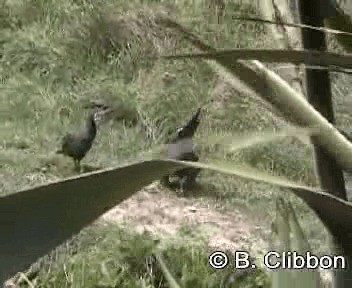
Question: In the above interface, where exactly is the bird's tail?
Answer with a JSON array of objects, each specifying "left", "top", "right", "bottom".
[
  {"left": 189, "top": 107, "right": 201, "bottom": 126},
  {"left": 182, "top": 107, "right": 202, "bottom": 137}
]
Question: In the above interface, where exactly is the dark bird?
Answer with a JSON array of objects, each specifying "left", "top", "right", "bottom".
[
  {"left": 56, "top": 109, "right": 102, "bottom": 171},
  {"left": 161, "top": 108, "right": 202, "bottom": 193}
]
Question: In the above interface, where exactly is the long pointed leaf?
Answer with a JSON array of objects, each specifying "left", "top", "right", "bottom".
[
  {"left": 287, "top": 201, "right": 310, "bottom": 253},
  {"left": 231, "top": 16, "right": 352, "bottom": 37},
  {"left": 202, "top": 126, "right": 317, "bottom": 152},
  {"left": 168, "top": 159, "right": 314, "bottom": 190},
  {"left": 286, "top": 200, "right": 320, "bottom": 287},
  {"left": 156, "top": 255, "right": 182, "bottom": 288},
  {"left": 0, "top": 160, "right": 183, "bottom": 283},
  {"left": 272, "top": 198, "right": 320, "bottom": 288},
  {"left": 163, "top": 49, "right": 352, "bottom": 70},
  {"left": 272, "top": 198, "right": 295, "bottom": 288}
]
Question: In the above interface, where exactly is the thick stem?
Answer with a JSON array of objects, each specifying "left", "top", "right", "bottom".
[{"left": 298, "top": 0, "right": 350, "bottom": 286}]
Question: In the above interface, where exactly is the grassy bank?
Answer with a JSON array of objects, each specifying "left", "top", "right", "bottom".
[{"left": 1, "top": 0, "right": 351, "bottom": 286}]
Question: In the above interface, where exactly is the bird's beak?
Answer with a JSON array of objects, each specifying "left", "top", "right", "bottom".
[{"left": 93, "top": 113, "right": 102, "bottom": 124}]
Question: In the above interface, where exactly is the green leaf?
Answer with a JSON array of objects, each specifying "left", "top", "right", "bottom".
[
  {"left": 171, "top": 159, "right": 313, "bottom": 190},
  {"left": 231, "top": 15, "right": 352, "bottom": 37},
  {"left": 271, "top": 198, "right": 320, "bottom": 288},
  {"left": 287, "top": 201, "right": 310, "bottom": 253},
  {"left": 286, "top": 201, "right": 320, "bottom": 287},
  {"left": 271, "top": 199, "right": 295, "bottom": 288},
  {"left": 163, "top": 49, "right": 352, "bottom": 70},
  {"left": 275, "top": 198, "right": 290, "bottom": 251},
  {"left": 0, "top": 160, "right": 183, "bottom": 283},
  {"left": 156, "top": 255, "right": 182, "bottom": 288},
  {"left": 202, "top": 126, "right": 317, "bottom": 152}
]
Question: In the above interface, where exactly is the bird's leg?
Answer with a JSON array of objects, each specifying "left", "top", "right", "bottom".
[
  {"left": 187, "top": 168, "right": 201, "bottom": 188},
  {"left": 178, "top": 176, "right": 187, "bottom": 194},
  {"left": 73, "top": 160, "right": 81, "bottom": 172},
  {"left": 179, "top": 168, "right": 201, "bottom": 193},
  {"left": 160, "top": 175, "right": 171, "bottom": 187},
  {"left": 77, "top": 160, "right": 82, "bottom": 172},
  {"left": 179, "top": 174, "right": 194, "bottom": 194}
]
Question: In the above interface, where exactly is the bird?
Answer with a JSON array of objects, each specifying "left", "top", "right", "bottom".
[
  {"left": 56, "top": 108, "right": 102, "bottom": 171},
  {"left": 161, "top": 108, "right": 202, "bottom": 193}
]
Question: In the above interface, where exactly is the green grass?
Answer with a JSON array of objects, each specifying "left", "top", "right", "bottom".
[
  {"left": 1, "top": 0, "right": 351, "bottom": 287},
  {"left": 20, "top": 224, "right": 270, "bottom": 288}
]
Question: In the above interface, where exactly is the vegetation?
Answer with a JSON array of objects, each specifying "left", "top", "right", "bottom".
[{"left": 1, "top": 0, "right": 352, "bottom": 287}]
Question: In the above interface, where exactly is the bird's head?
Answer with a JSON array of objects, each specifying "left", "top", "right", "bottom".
[
  {"left": 176, "top": 126, "right": 184, "bottom": 135},
  {"left": 175, "top": 108, "right": 202, "bottom": 139},
  {"left": 85, "top": 104, "right": 110, "bottom": 126},
  {"left": 84, "top": 100, "right": 110, "bottom": 111}
]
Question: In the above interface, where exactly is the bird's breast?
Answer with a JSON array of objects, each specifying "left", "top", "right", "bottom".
[{"left": 167, "top": 138, "right": 194, "bottom": 160}]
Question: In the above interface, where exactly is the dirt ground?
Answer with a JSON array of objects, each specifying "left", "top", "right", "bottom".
[{"left": 101, "top": 182, "right": 268, "bottom": 256}]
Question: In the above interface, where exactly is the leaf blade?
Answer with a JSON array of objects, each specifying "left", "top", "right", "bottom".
[
  {"left": 0, "top": 160, "right": 182, "bottom": 283},
  {"left": 162, "top": 49, "right": 352, "bottom": 70}
]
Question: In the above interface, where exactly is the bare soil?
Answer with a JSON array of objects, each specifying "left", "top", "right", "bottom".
[{"left": 101, "top": 183, "right": 268, "bottom": 255}]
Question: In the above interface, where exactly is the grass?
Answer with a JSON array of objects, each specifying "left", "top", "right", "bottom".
[
  {"left": 1, "top": 0, "right": 351, "bottom": 287},
  {"left": 21, "top": 224, "right": 270, "bottom": 288}
]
